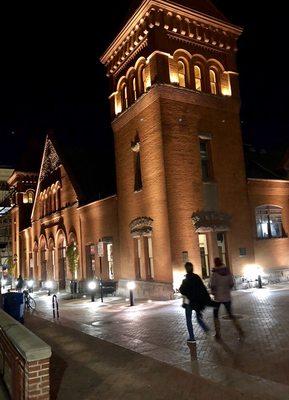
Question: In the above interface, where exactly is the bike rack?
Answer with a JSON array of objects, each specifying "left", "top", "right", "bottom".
[{"left": 52, "top": 294, "right": 59, "bottom": 319}]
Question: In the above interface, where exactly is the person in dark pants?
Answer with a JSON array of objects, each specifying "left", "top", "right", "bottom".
[
  {"left": 179, "top": 262, "right": 214, "bottom": 343},
  {"left": 209, "top": 257, "right": 244, "bottom": 340}
]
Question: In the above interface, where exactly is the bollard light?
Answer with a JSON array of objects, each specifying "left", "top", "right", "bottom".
[
  {"left": 88, "top": 281, "right": 97, "bottom": 302},
  {"left": 127, "top": 281, "right": 136, "bottom": 306},
  {"left": 46, "top": 280, "right": 53, "bottom": 296}
]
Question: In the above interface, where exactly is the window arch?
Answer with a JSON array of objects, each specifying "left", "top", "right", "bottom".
[
  {"left": 23, "top": 190, "right": 34, "bottom": 204},
  {"left": 209, "top": 69, "right": 217, "bottom": 95},
  {"left": 255, "top": 205, "right": 284, "bottom": 239},
  {"left": 177, "top": 60, "right": 186, "bottom": 87},
  {"left": 194, "top": 65, "right": 202, "bottom": 91}
]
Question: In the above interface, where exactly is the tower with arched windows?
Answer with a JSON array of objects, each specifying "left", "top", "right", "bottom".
[{"left": 101, "top": 0, "right": 255, "bottom": 296}]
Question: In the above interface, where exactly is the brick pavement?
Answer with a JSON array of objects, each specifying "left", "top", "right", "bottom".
[{"left": 26, "top": 284, "right": 289, "bottom": 399}]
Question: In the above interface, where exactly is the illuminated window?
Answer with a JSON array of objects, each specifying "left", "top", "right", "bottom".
[
  {"left": 124, "top": 85, "right": 128, "bottom": 109},
  {"left": 107, "top": 243, "right": 114, "bottom": 280},
  {"left": 178, "top": 60, "right": 186, "bottom": 87},
  {"left": 27, "top": 191, "right": 34, "bottom": 204},
  {"left": 209, "top": 69, "right": 217, "bottom": 95},
  {"left": 142, "top": 67, "right": 146, "bottom": 92},
  {"left": 85, "top": 244, "right": 96, "bottom": 279},
  {"left": 256, "top": 206, "right": 284, "bottom": 239},
  {"left": 145, "top": 236, "right": 154, "bottom": 279},
  {"left": 199, "top": 139, "right": 213, "bottom": 181},
  {"left": 134, "top": 237, "right": 141, "bottom": 279},
  {"left": 121, "top": 84, "right": 128, "bottom": 111},
  {"left": 133, "top": 77, "right": 137, "bottom": 101},
  {"left": 194, "top": 65, "right": 202, "bottom": 91}
]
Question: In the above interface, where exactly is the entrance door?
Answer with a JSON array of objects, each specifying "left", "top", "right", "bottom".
[
  {"left": 40, "top": 249, "right": 47, "bottom": 282},
  {"left": 198, "top": 234, "right": 210, "bottom": 278},
  {"left": 58, "top": 245, "right": 66, "bottom": 289},
  {"left": 217, "top": 233, "right": 229, "bottom": 267}
]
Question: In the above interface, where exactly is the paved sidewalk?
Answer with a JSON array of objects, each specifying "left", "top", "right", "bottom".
[
  {"left": 26, "top": 314, "right": 260, "bottom": 400},
  {"left": 26, "top": 284, "right": 289, "bottom": 399}
]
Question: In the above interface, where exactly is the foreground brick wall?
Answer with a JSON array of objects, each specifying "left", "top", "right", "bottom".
[
  {"left": 0, "top": 310, "right": 51, "bottom": 400},
  {"left": 25, "top": 359, "right": 50, "bottom": 399}
]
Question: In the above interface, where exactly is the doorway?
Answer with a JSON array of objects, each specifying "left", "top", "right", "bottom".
[
  {"left": 198, "top": 234, "right": 210, "bottom": 278},
  {"left": 217, "top": 232, "right": 229, "bottom": 267}
]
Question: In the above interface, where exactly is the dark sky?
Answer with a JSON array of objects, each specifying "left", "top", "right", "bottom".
[{"left": 0, "top": 1, "right": 288, "bottom": 170}]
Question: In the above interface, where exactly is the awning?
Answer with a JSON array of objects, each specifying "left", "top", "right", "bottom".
[{"left": 192, "top": 211, "right": 231, "bottom": 233}]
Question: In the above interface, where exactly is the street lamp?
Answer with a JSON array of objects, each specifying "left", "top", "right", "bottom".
[
  {"left": 88, "top": 281, "right": 97, "bottom": 302},
  {"left": 127, "top": 281, "right": 136, "bottom": 306}
]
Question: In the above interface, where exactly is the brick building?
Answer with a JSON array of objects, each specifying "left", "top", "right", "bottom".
[{"left": 8, "top": 0, "right": 289, "bottom": 298}]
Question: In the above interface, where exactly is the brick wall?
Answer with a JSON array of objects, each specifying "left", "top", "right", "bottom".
[{"left": 0, "top": 310, "right": 51, "bottom": 400}]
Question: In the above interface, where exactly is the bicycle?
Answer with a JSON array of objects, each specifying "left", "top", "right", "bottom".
[{"left": 23, "top": 289, "right": 36, "bottom": 310}]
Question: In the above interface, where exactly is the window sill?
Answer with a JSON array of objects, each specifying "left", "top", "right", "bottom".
[{"left": 256, "top": 236, "right": 288, "bottom": 241}]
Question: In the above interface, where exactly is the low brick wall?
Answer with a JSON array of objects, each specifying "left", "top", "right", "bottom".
[{"left": 0, "top": 310, "right": 51, "bottom": 399}]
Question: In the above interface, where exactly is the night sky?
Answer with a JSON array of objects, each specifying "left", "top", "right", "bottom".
[{"left": 0, "top": 1, "right": 288, "bottom": 170}]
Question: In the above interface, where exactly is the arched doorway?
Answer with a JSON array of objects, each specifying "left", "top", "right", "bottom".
[
  {"left": 67, "top": 232, "right": 79, "bottom": 280},
  {"left": 39, "top": 235, "right": 47, "bottom": 283},
  {"left": 47, "top": 238, "right": 55, "bottom": 280},
  {"left": 57, "top": 230, "right": 67, "bottom": 290}
]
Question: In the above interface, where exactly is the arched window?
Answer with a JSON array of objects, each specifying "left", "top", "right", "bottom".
[
  {"left": 120, "top": 83, "right": 128, "bottom": 111},
  {"left": 178, "top": 60, "right": 186, "bottom": 87},
  {"left": 23, "top": 190, "right": 34, "bottom": 204},
  {"left": 209, "top": 69, "right": 217, "bottom": 95},
  {"left": 124, "top": 85, "right": 128, "bottom": 109},
  {"left": 27, "top": 190, "right": 34, "bottom": 204},
  {"left": 132, "top": 77, "right": 137, "bottom": 101},
  {"left": 142, "top": 68, "right": 146, "bottom": 92},
  {"left": 256, "top": 206, "right": 284, "bottom": 239},
  {"left": 194, "top": 65, "right": 202, "bottom": 91}
]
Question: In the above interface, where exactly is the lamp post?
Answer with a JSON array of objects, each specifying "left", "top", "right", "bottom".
[{"left": 127, "top": 281, "right": 136, "bottom": 306}]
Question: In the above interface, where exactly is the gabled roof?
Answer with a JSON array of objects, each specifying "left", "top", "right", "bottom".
[{"left": 32, "top": 131, "right": 116, "bottom": 215}]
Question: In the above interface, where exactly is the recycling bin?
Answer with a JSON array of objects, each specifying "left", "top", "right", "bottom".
[{"left": 3, "top": 292, "right": 25, "bottom": 323}]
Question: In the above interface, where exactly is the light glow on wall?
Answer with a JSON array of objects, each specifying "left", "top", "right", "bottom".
[
  {"left": 173, "top": 270, "right": 185, "bottom": 291},
  {"left": 243, "top": 264, "right": 264, "bottom": 281}
]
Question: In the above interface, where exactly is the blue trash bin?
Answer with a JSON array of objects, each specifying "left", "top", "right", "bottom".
[{"left": 3, "top": 292, "right": 25, "bottom": 323}]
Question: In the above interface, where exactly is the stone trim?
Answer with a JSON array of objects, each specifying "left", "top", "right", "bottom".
[{"left": 129, "top": 217, "right": 154, "bottom": 237}]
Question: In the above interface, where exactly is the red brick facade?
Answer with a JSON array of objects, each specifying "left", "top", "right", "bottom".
[{"left": 8, "top": 0, "right": 289, "bottom": 297}]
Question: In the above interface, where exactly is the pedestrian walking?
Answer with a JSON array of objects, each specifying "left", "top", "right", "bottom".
[
  {"left": 16, "top": 274, "right": 24, "bottom": 292},
  {"left": 179, "top": 262, "right": 214, "bottom": 343},
  {"left": 209, "top": 257, "right": 244, "bottom": 340}
]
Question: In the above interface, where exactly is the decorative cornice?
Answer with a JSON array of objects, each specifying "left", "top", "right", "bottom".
[{"left": 101, "top": 0, "right": 241, "bottom": 74}]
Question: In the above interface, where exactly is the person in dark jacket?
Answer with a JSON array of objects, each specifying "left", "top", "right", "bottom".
[
  {"left": 179, "top": 262, "right": 213, "bottom": 343},
  {"left": 209, "top": 257, "right": 244, "bottom": 340}
]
